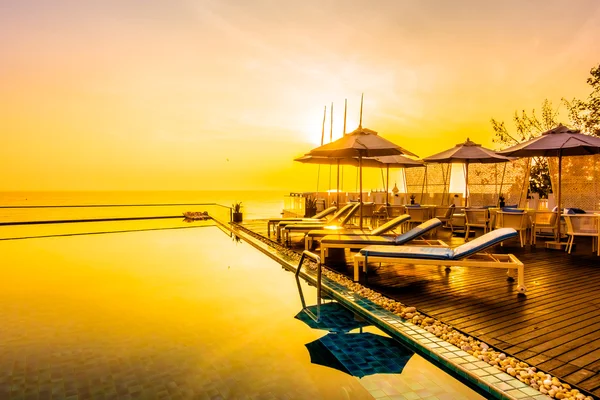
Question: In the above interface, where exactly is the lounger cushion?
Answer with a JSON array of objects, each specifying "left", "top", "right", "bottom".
[
  {"left": 501, "top": 207, "right": 524, "bottom": 213},
  {"left": 361, "top": 245, "right": 454, "bottom": 260},
  {"left": 394, "top": 218, "right": 442, "bottom": 244},
  {"left": 370, "top": 214, "right": 411, "bottom": 236},
  {"left": 452, "top": 228, "right": 517, "bottom": 259},
  {"left": 359, "top": 228, "right": 518, "bottom": 261}
]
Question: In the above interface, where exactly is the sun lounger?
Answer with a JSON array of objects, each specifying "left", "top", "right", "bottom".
[
  {"left": 275, "top": 203, "right": 354, "bottom": 241},
  {"left": 354, "top": 227, "right": 526, "bottom": 294},
  {"left": 267, "top": 206, "right": 337, "bottom": 238},
  {"left": 281, "top": 203, "right": 360, "bottom": 246},
  {"left": 319, "top": 218, "right": 447, "bottom": 261},
  {"left": 304, "top": 214, "right": 412, "bottom": 250}
]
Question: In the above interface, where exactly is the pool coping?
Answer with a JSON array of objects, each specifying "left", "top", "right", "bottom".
[{"left": 228, "top": 222, "right": 552, "bottom": 400}]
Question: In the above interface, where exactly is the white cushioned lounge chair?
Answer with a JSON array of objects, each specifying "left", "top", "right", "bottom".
[
  {"left": 353, "top": 227, "right": 526, "bottom": 294},
  {"left": 267, "top": 206, "right": 337, "bottom": 239},
  {"left": 319, "top": 218, "right": 447, "bottom": 261},
  {"left": 275, "top": 203, "right": 354, "bottom": 242},
  {"left": 280, "top": 203, "right": 360, "bottom": 246},
  {"left": 304, "top": 214, "right": 412, "bottom": 250}
]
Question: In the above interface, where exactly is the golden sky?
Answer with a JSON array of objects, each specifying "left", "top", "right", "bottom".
[{"left": 2, "top": 0, "right": 600, "bottom": 191}]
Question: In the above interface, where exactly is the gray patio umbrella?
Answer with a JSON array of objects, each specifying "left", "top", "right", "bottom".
[
  {"left": 497, "top": 124, "right": 600, "bottom": 244},
  {"left": 423, "top": 138, "right": 512, "bottom": 207},
  {"left": 306, "top": 126, "right": 418, "bottom": 228}
]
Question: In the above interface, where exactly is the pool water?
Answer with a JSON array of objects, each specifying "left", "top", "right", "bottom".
[{"left": 0, "top": 221, "right": 484, "bottom": 399}]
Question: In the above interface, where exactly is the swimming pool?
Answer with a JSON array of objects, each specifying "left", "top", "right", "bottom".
[{"left": 0, "top": 221, "right": 484, "bottom": 399}]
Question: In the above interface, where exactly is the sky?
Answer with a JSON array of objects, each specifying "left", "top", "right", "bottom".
[{"left": 2, "top": 0, "right": 600, "bottom": 191}]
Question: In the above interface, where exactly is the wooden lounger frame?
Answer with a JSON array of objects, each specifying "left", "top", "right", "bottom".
[{"left": 353, "top": 251, "right": 526, "bottom": 294}]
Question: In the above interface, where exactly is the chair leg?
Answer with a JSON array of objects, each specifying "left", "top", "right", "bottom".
[
  {"left": 519, "top": 230, "right": 524, "bottom": 247},
  {"left": 465, "top": 226, "right": 470, "bottom": 241}
]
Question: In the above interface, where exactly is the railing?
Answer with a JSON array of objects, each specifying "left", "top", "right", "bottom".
[
  {"left": 0, "top": 203, "right": 234, "bottom": 240},
  {"left": 295, "top": 250, "right": 322, "bottom": 320}
]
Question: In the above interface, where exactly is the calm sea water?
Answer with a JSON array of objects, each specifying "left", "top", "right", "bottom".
[{"left": 0, "top": 190, "right": 288, "bottom": 222}]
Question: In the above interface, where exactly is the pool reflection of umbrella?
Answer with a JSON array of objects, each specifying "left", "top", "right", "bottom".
[
  {"left": 295, "top": 302, "right": 371, "bottom": 333},
  {"left": 497, "top": 124, "right": 600, "bottom": 245},
  {"left": 307, "top": 126, "right": 418, "bottom": 228},
  {"left": 423, "top": 138, "right": 512, "bottom": 207},
  {"left": 305, "top": 332, "right": 413, "bottom": 378}
]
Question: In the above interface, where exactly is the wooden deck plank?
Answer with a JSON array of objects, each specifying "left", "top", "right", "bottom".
[{"left": 242, "top": 219, "right": 600, "bottom": 395}]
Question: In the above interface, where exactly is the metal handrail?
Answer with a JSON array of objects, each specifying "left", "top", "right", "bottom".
[{"left": 295, "top": 250, "right": 322, "bottom": 322}]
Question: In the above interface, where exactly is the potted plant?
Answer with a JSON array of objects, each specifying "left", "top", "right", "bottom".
[
  {"left": 409, "top": 194, "right": 416, "bottom": 205},
  {"left": 304, "top": 196, "right": 317, "bottom": 217},
  {"left": 232, "top": 201, "right": 243, "bottom": 223},
  {"left": 498, "top": 194, "right": 505, "bottom": 208}
]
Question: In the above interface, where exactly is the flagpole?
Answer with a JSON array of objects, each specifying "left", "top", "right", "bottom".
[
  {"left": 359, "top": 93, "right": 363, "bottom": 128},
  {"left": 343, "top": 99, "right": 347, "bottom": 135}
]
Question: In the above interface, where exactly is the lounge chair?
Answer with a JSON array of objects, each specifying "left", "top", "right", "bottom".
[
  {"left": 304, "top": 214, "right": 412, "bottom": 250},
  {"left": 319, "top": 218, "right": 447, "bottom": 261},
  {"left": 280, "top": 203, "right": 361, "bottom": 246},
  {"left": 353, "top": 227, "right": 526, "bottom": 294},
  {"left": 267, "top": 206, "right": 337, "bottom": 238},
  {"left": 275, "top": 203, "right": 354, "bottom": 241}
]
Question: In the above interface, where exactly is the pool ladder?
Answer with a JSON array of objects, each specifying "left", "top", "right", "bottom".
[{"left": 295, "top": 250, "right": 322, "bottom": 322}]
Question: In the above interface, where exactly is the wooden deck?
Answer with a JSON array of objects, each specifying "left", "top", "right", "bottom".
[{"left": 240, "top": 218, "right": 600, "bottom": 398}]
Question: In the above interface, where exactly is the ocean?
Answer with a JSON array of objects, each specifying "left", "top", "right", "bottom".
[{"left": 0, "top": 190, "right": 289, "bottom": 223}]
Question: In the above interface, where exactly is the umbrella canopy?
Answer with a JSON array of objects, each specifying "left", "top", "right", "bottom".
[
  {"left": 497, "top": 124, "right": 600, "bottom": 244},
  {"left": 423, "top": 138, "right": 512, "bottom": 207},
  {"left": 496, "top": 124, "right": 600, "bottom": 157},
  {"left": 305, "top": 332, "right": 413, "bottom": 378},
  {"left": 306, "top": 127, "right": 418, "bottom": 228},
  {"left": 308, "top": 127, "right": 418, "bottom": 158},
  {"left": 294, "top": 302, "right": 371, "bottom": 333}
]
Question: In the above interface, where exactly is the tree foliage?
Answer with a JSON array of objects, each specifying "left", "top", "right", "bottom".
[
  {"left": 491, "top": 100, "right": 557, "bottom": 198},
  {"left": 490, "top": 63, "right": 600, "bottom": 199},
  {"left": 563, "top": 64, "right": 600, "bottom": 136}
]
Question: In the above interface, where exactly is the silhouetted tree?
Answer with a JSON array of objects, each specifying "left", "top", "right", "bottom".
[
  {"left": 491, "top": 100, "right": 557, "bottom": 198},
  {"left": 563, "top": 63, "right": 600, "bottom": 136}
]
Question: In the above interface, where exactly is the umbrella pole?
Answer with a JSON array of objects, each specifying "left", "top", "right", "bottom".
[
  {"left": 421, "top": 165, "right": 427, "bottom": 204},
  {"left": 556, "top": 152, "right": 562, "bottom": 242},
  {"left": 359, "top": 156, "right": 363, "bottom": 229},
  {"left": 336, "top": 160, "right": 340, "bottom": 210},
  {"left": 465, "top": 162, "right": 469, "bottom": 208},
  {"left": 498, "top": 163, "right": 507, "bottom": 206},
  {"left": 386, "top": 165, "right": 389, "bottom": 205},
  {"left": 402, "top": 168, "right": 408, "bottom": 204}
]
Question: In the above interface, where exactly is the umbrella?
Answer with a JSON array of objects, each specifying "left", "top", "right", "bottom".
[
  {"left": 295, "top": 154, "right": 424, "bottom": 206},
  {"left": 423, "top": 138, "right": 512, "bottom": 207},
  {"left": 307, "top": 126, "right": 418, "bottom": 228},
  {"left": 305, "top": 332, "right": 413, "bottom": 378},
  {"left": 294, "top": 302, "right": 371, "bottom": 333},
  {"left": 497, "top": 124, "right": 600, "bottom": 245}
]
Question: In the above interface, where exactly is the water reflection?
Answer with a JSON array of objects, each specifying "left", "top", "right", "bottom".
[{"left": 305, "top": 332, "right": 413, "bottom": 378}]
